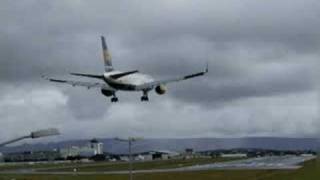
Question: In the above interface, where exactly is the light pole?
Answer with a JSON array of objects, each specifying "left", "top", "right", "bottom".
[
  {"left": 114, "top": 137, "right": 143, "bottom": 180},
  {"left": 0, "top": 128, "right": 60, "bottom": 147}
]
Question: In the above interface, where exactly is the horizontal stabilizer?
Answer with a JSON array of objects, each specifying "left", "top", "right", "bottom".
[
  {"left": 70, "top": 73, "right": 104, "bottom": 79},
  {"left": 110, "top": 70, "right": 139, "bottom": 79}
]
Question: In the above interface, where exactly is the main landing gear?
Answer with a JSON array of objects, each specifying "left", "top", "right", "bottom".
[
  {"left": 141, "top": 91, "right": 149, "bottom": 102},
  {"left": 111, "top": 93, "right": 118, "bottom": 103},
  {"left": 111, "top": 97, "right": 118, "bottom": 102},
  {"left": 141, "top": 96, "right": 149, "bottom": 101}
]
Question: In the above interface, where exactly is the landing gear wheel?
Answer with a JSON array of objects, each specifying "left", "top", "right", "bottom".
[
  {"left": 141, "top": 96, "right": 149, "bottom": 101},
  {"left": 111, "top": 97, "right": 118, "bottom": 102},
  {"left": 141, "top": 90, "right": 149, "bottom": 102}
]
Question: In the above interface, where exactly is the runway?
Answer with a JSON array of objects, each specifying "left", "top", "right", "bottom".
[{"left": 178, "top": 155, "right": 316, "bottom": 171}]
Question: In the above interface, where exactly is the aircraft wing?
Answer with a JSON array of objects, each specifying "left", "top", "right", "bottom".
[
  {"left": 43, "top": 76, "right": 115, "bottom": 90},
  {"left": 136, "top": 67, "right": 208, "bottom": 91}
]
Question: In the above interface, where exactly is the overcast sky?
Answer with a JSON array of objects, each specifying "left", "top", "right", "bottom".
[{"left": 0, "top": 0, "right": 319, "bottom": 143}]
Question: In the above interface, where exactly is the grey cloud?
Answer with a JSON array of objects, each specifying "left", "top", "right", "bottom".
[{"left": 0, "top": 0, "right": 318, "bottom": 139}]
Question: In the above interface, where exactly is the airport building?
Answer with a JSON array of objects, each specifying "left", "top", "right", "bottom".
[
  {"left": 137, "top": 151, "right": 171, "bottom": 161},
  {"left": 183, "top": 148, "right": 196, "bottom": 159},
  {"left": 221, "top": 153, "right": 248, "bottom": 158},
  {"left": 118, "top": 150, "right": 180, "bottom": 162},
  {"left": 60, "top": 146, "right": 83, "bottom": 158},
  {"left": 60, "top": 139, "right": 104, "bottom": 159},
  {"left": 90, "top": 139, "right": 104, "bottom": 155},
  {"left": 3, "top": 150, "right": 61, "bottom": 162}
]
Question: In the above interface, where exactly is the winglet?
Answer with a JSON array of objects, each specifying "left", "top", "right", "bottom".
[
  {"left": 101, "top": 36, "right": 107, "bottom": 50},
  {"left": 41, "top": 74, "right": 49, "bottom": 80},
  {"left": 205, "top": 61, "right": 209, "bottom": 73}
]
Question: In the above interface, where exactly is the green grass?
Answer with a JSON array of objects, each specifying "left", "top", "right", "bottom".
[
  {"left": 0, "top": 157, "right": 319, "bottom": 180},
  {"left": 0, "top": 157, "right": 241, "bottom": 173},
  {"left": 0, "top": 162, "right": 76, "bottom": 171}
]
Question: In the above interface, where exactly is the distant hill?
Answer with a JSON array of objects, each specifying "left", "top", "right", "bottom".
[{"left": 0, "top": 137, "right": 319, "bottom": 154}]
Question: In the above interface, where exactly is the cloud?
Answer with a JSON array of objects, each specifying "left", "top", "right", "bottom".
[
  {"left": 0, "top": 85, "right": 69, "bottom": 141},
  {"left": 0, "top": 86, "right": 317, "bottom": 143},
  {"left": 0, "top": 0, "right": 318, "bottom": 141}
]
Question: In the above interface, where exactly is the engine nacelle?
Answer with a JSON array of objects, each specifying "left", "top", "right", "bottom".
[
  {"left": 155, "top": 84, "right": 167, "bottom": 95},
  {"left": 101, "top": 88, "right": 113, "bottom": 97}
]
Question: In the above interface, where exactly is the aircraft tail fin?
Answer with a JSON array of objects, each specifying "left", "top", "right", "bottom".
[{"left": 101, "top": 36, "right": 113, "bottom": 72}]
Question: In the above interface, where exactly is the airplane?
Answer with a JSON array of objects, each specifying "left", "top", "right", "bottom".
[{"left": 44, "top": 36, "right": 208, "bottom": 102}]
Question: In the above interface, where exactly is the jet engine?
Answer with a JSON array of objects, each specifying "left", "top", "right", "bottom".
[
  {"left": 101, "top": 88, "right": 113, "bottom": 97},
  {"left": 155, "top": 84, "right": 167, "bottom": 95}
]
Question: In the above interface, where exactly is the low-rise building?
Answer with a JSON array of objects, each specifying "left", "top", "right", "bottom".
[
  {"left": 90, "top": 139, "right": 103, "bottom": 155},
  {"left": 3, "top": 150, "right": 60, "bottom": 162},
  {"left": 221, "top": 153, "right": 247, "bottom": 158},
  {"left": 60, "top": 139, "right": 104, "bottom": 159},
  {"left": 137, "top": 150, "right": 180, "bottom": 161},
  {"left": 60, "top": 146, "right": 81, "bottom": 158}
]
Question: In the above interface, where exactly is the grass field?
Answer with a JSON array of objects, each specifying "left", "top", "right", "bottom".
[
  {"left": 0, "top": 162, "right": 78, "bottom": 172},
  {"left": 0, "top": 157, "right": 319, "bottom": 180},
  {"left": 0, "top": 157, "right": 242, "bottom": 172}
]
